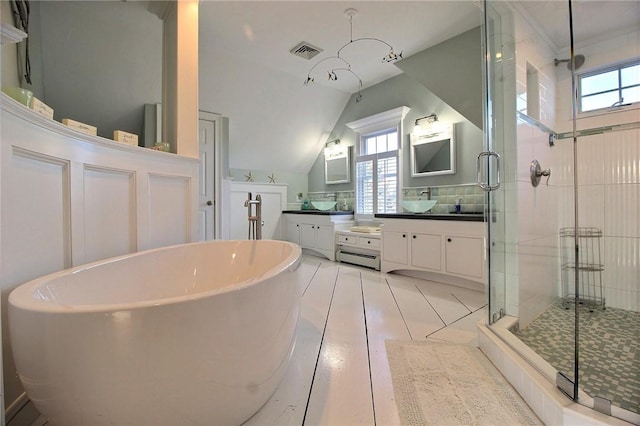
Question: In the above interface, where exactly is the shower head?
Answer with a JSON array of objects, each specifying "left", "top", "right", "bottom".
[{"left": 554, "top": 54, "right": 585, "bottom": 70}]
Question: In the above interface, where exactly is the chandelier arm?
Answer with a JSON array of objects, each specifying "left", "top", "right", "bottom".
[
  {"left": 329, "top": 67, "right": 363, "bottom": 88},
  {"left": 307, "top": 56, "right": 352, "bottom": 79},
  {"left": 337, "top": 37, "right": 395, "bottom": 58}
]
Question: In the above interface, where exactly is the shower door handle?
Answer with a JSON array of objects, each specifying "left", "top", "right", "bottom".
[{"left": 476, "top": 151, "right": 501, "bottom": 191}]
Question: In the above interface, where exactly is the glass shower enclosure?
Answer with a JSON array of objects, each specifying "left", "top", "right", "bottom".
[{"left": 483, "top": 0, "right": 639, "bottom": 423}]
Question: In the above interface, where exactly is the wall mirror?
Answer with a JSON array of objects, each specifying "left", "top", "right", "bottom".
[
  {"left": 324, "top": 144, "right": 350, "bottom": 184},
  {"left": 410, "top": 124, "right": 456, "bottom": 177}
]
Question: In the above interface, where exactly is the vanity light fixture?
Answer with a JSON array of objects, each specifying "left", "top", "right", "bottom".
[
  {"left": 413, "top": 113, "right": 446, "bottom": 136},
  {"left": 325, "top": 139, "right": 341, "bottom": 148},
  {"left": 303, "top": 8, "right": 402, "bottom": 103}
]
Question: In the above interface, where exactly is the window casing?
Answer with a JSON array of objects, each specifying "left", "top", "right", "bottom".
[
  {"left": 355, "top": 128, "right": 399, "bottom": 215},
  {"left": 579, "top": 60, "right": 640, "bottom": 113},
  {"left": 345, "top": 106, "right": 410, "bottom": 217}
]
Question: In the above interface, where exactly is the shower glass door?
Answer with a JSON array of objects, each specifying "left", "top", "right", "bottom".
[{"left": 481, "top": 1, "right": 514, "bottom": 326}]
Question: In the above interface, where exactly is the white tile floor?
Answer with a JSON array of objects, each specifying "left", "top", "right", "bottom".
[{"left": 243, "top": 255, "right": 487, "bottom": 426}]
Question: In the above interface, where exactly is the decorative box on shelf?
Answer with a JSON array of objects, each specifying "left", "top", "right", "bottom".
[
  {"left": 30, "top": 97, "right": 54, "bottom": 120},
  {"left": 62, "top": 118, "right": 97, "bottom": 136},
  {"left": 113, "top": 130, "right": 139, "bottom": 146}
]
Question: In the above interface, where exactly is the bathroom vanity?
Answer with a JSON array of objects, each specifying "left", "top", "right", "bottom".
[
  {"left": 335, "top": 229, "right": 382, "bottom": 270},
  {"left": 282, "top": 211, "right": 354, "bottom": 261},
  {"left": 376, "top": 213, "right": 485, "bottom": 286}
]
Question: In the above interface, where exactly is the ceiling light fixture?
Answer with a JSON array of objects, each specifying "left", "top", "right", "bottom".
[{"left": 304, "top": 8, "right": 402, "bottom": 103}]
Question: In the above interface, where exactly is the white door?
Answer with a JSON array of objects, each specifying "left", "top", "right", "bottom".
[{"left": 198, "top": 119, "right": 215, "bottom": 240}]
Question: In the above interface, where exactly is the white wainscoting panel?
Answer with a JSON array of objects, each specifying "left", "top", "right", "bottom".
[
  {"left": 148, "top": 174, "right": 192, "bottom": 248},
  {"left": 83, "top": 165, "right": 137, "bottom": 263},
  {"left": 3, "top": 148, "right": 71, "bottom": 286}
]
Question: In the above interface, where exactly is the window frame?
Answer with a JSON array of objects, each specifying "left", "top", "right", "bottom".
[
  {"left": 345, "top": 106, "right": 410, "bottom": 220},
  {"left": 355, "top": 127, "right": 400, "bottom": 216},
  {"left": 578, "top": 59, "right": 640, "bottom": 114}
]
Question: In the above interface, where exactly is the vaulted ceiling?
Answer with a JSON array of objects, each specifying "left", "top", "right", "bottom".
[
  {"left": 196, "top": 1, "right": 637, "bottom": 175},
  {"left": 197, "top": 1, "right": 482, "bottom": 174}
]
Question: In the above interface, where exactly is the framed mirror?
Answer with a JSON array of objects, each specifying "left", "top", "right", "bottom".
[
  {"left": 324, "top": 144, "right": 350, "bottom": 184},
  {"left": 410, "top": 123, "right": 455, "bottom": 177}
]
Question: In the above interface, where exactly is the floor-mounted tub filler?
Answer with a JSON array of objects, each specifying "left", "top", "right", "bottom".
[{"left": 9, "top": 240, "right": 302, "bottom": 425}]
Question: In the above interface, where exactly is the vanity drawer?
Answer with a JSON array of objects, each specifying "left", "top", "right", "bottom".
[
  {"left": 337, "top": 234, "right": 357, "bottom": 245},
  {"left": 358, "top": 236, "right": 381, "bottom": 249}
]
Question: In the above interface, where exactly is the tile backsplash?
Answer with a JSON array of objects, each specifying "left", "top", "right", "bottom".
[
  {"left": 403, "top": 184, "right": 485, "bottom": 214},
  {"left": 306, "top": 190, "right": 355, "bottom": 211}
]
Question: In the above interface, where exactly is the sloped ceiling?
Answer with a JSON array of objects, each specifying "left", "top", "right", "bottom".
[
  {"left": 197, "top": 1, "right": 482, "bottom": 175},
  {"left": 396, "top": 27, "right": 483, "bottom": 130}
]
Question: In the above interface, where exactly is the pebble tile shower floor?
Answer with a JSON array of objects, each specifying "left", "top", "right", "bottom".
[{"left": 515, "top": 299, "right": 640, "bottom": 414}]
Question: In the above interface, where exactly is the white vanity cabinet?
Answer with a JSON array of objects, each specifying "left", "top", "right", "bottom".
[
  {"left": 335, "top": 231, "right": 381, "bottom": 270},
  {"left": 283, "top": 212, "right": 354, "bottom": 261},
  {"left": 444, "top": 235, "right": 484, "bottom": 279},
  {"left": 380, "top": 218, "right": 485, "bottom": 284}
]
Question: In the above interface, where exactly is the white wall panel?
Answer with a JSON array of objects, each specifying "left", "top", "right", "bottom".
[
  {"left": 1, "top": 147, "right": 71, "bottom": 413},
  {"left": 83, "top": 165, "right": 137, "bottom": 263},
  {"left": 3, "top": 148, "right": 71, "bottom": 286},
  {"left": 148, "top": 174, "right": 192, "bottom": 248},
  {"left": 229, "top": 182, "right": 287, "bottom": 241}
]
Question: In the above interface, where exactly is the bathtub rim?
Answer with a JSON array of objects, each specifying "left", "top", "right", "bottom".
[{"left": 8, "top": 239, "right": 302, "bottom": 315}]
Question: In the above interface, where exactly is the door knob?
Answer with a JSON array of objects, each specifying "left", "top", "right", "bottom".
[{"left": 206, "top": 200, "right": 213, "bottom": 206}]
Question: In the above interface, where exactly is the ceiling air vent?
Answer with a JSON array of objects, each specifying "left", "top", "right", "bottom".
[{"left": 290, "top": 42, "right": 323, "bottom": 60}]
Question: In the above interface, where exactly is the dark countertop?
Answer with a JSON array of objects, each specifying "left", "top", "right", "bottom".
[
  {"left": 375, "top": 213, "right": 485, "bottom": 222},
  {"left": 283, "top": 210, "right": 354, "bottom": 216}
]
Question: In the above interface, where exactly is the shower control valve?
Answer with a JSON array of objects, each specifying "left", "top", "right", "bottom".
[{"left": 530, "top": 159, "right": 551, "bottom": 187}]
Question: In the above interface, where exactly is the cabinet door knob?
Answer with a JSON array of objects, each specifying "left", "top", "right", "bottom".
[
  {"left": 296, "top": 224, "right": 299, "bottom": 227},
  {"left": 402, "top": 234, "right": 406, "bottom": 238},
  {"left": 412, "top": 235, "right": 416, "bottom": 239},
  {"left": 447, "top": 238, "right": 452, "bottom": 242},
  {"left": 367, "top": 240, "right": 371, "bottom": 244}
]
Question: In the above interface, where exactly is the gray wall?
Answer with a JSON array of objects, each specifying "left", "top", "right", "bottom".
[
  {"left": 396, "top": 26, "right": 483, "bottom": 129},
  {"left": 28, "top": 1, "right": 162, "bottom": 140},
  {"left": 308, "top": 73, "right": 483, "bottom": 192},
  {"left": 308, "top": 27, "right": 483, "bottom": 193}
]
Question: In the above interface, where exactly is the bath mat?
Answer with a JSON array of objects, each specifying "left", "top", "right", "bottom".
[{"left": 386, "top": 341, "right": 542, "bottom": 426}]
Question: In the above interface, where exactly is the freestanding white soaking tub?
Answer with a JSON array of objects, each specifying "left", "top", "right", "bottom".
[{"left": 8, "top": 240, "right": 302, "bottom": 425}]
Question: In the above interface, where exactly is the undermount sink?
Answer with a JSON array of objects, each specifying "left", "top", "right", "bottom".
[
  {"left": 401, "top": 199, "right": 437, "bottom": 213},
  {"left": 311, "top": 201, "right": 337, "bottom": 211}
]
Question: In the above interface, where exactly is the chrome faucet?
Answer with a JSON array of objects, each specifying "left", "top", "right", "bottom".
[{"left": 419, "top": 189, "right": 430, "bottom": 198}]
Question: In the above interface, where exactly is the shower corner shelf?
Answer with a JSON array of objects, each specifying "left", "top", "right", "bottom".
[{"left": 560, "top": 227, "right": 605, "bottom": 311}]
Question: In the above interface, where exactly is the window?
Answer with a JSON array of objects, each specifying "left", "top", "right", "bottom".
[
  {"left": 579, "top": 60, "right": 640, "bottom": 113},
  {"left": 345, "top": 106, "right": 410, "bottom": 216},
  {"left": 355, "top": 128, "right": 399, "bottom": 214}
]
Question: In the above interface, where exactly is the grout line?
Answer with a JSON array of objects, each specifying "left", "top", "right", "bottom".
[
  {"left": 415, "top": 284, "right": 447, "bottom": 328},
  {"left": 301, "top": 267, "right": 339, "bottom": 426},
  {"left": 300, "top": 261, "right": 322, "bottom": 298},
  {"left": 450, "top": 293, "right": 473, "bottom": 314},
  {"left": 360, "top": 272, "right": 377, "bottom": 426},
  {"left": 385, "top": 278, "right": 413, "bottom": 340}
]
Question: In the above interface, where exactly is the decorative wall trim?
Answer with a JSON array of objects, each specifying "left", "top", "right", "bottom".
[{"left": 346, "top": 106, "right": 411, "bottom": 135}]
